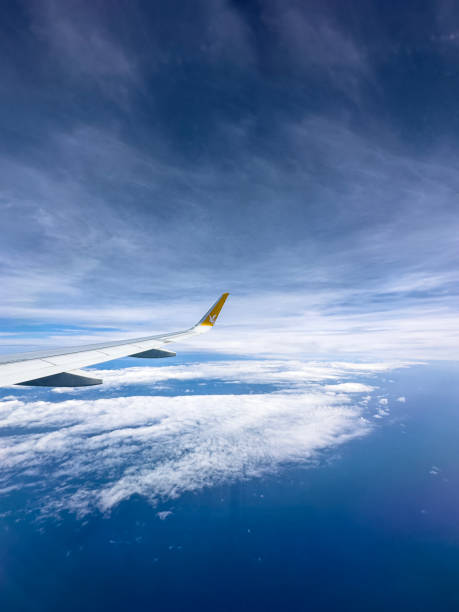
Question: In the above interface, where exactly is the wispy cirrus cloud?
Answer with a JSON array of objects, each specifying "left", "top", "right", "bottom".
[
  {"left": 1, "top": 1, "right": 458, "bottom": 361},
  {"left": 259, "top": 0, "right": 370, "bottom": 98},
  {"left": 28, "top": 0, "right": 140, "bottom": 98}
]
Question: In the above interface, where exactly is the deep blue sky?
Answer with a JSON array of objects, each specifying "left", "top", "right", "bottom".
[{"left": 1, "top": 0, "right": 458, "bottom": 358}]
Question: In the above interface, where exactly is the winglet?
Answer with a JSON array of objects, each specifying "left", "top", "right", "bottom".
[{"left": 196, "top": 293, "right": 229, "bottom": 327}]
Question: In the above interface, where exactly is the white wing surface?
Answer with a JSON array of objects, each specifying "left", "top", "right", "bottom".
[{"left": 0, "top": 293, "right": 229, "bottom": 388}]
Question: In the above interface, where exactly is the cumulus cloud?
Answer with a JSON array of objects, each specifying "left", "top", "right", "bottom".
[
  {"left": 0, "top": 392, "right": 367, "bottom": 517},
  {"left": 324, "top": 383, "right": 374, "bottom": 393},
  {"left": 156, "top": 510, "right": 172, "bottom": 520},
  {"left": 0, "top": 359, "right": 395, "bottom": 518}
]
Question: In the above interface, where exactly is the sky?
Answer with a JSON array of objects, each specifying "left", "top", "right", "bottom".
[
  {"left": 1, "top": 0, "right": 459, "bottom": 359},
  {"left": 2, "top": 8, "right": 459, "bottom": 606}
]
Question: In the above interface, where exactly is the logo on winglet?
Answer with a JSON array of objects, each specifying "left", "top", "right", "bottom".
[{"left": 198, "top": 293, "right": 229, "bottom": 327}]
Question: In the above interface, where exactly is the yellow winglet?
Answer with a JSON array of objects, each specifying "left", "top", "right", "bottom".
[{"left": 197, "top": 293, "right": 229, "bottom": 327}]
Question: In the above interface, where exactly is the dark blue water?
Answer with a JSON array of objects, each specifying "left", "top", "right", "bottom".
[{"left": 1, "top": 362, "right": 459, "bottom": 611}]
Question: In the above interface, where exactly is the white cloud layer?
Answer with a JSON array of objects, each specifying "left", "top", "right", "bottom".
[
  {"left": 85, "top": 359, "right": 403, "bottom": 391},
  {"left": 0, "top": 360, "right": 404, "bottom": 518},
  {"left": 0, "top": 391, "right": 367, "bottom": 517}
]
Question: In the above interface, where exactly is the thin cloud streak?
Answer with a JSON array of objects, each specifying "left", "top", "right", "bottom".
[{"left": 85, "top": 360, "right": 402, "bottom": 390}]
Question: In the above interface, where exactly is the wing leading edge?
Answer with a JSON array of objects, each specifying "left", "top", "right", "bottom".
[{"left": 0, "top": 293, "right": 229, "bottom": 388}]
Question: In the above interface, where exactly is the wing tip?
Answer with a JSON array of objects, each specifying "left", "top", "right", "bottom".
[{"left": 197, "top": 292, "right": 230, "bottom": 327}]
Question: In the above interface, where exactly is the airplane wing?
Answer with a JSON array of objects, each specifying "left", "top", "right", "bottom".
[{"left": 0, "top": 293, "right": 229, "bottom": 388}]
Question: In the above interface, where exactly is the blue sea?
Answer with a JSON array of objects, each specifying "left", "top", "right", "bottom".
[{"left": 1, "top": 358, "right": 459, "bottom": 611}]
